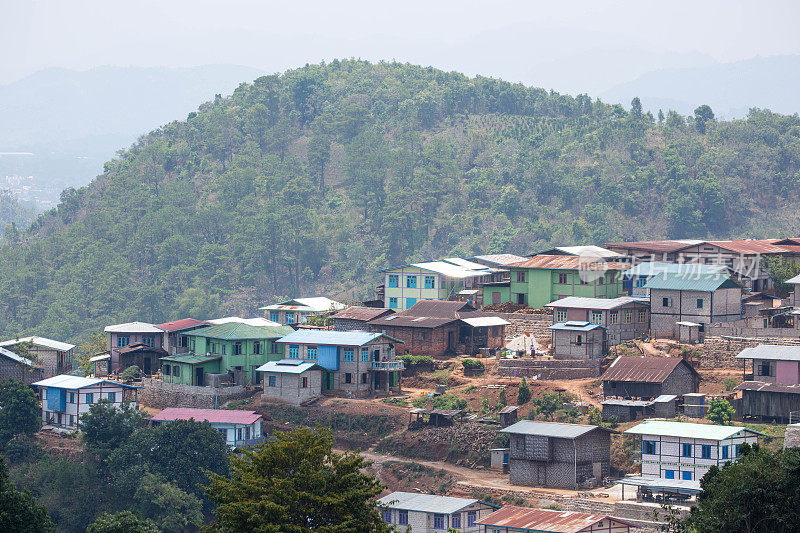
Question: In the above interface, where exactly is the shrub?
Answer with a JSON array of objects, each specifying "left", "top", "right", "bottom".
[
  {"left": 4, "top": 434, "right": 44, "bottom": 463},
  {"left": 707, "top": 397, "right": 735, "bottom": 425},
  {"left": 462, "top": 359, "right": 484, "bottom": 371},
  {"left": 723, "top": 377, "right": 740, "bottom": 391},
  {"left": 517, "top": 377, "right": 531, "bottom": 405},
  {"left": 120, "top": 365, "right": 140, "bottom": 382},
  {"left": 400, "top": 355, "right": 433, "bottom": 367}
]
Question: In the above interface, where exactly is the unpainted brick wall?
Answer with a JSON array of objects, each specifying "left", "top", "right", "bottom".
[
  {"left": 139, "top": 378, "right": 252, "bottom": 409},
  {"left": 702, "top": 335, "right": 800, "bottom": 369}
]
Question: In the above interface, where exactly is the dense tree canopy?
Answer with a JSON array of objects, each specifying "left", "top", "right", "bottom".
[
  {"left": 1, "top": 60, "right": 799, "bottom": 342},
  {"left": 81, "top": 400, "right": 144, "bottom": 460},
  {"left": 0, "top": 379, "right": 40, "bottom": 447},
  {"left": 0, "top": 457, "right": 54, "bottom": 533}
]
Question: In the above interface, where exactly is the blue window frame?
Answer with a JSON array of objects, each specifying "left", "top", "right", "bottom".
[
  {"left": 636, "top": 277, "right": 647, "bottom": 287},
  {"left": 406, "top": 275, "right": 417, "bottom": 288},
  {"left": 388, "top": 274, "right": 399, "bottom": 288},
  {"left": 682, "top": 443, "right": 692, "bottom": 457},
  {"left": 682, "top": 471, "right": 692, "bottom": 480},
  {"left": 664, "top": 469, "right": 675, "bottom": 479},
  {"left": 451, "top": 513, "right": 461, "bottom": 529},
  {"left": 398, "top": 510, "right": 408, "bottom": 525},
  {"left": 107, "top": 392, "right": 115, "bottom": 401},
  {"left": 389, "top": 297, "right": 398, "bottom": 309},
  {"left": 643, "top": 440, "right": 656, "bottom": 455},
  {"left": 270, "top": 311, "right": 279, "bottom": 322},
  {"left": 701, "top": 445, "right": 711, "bottom": 459},
  {"left": 721, "top": 445, "right": 729, "bottom": 459},
  {"left": 268, "top": 376, "right": 276, "bottom": 387},
  {"left": 735, "top": 444, "right": 742, "bottom": 457},
  {"left": 343, "top": 348, "right": 354, "bottom": 362},
  {"left": 286, "top": 313, "right": 295, "bottom": 324},
  {"left": 307, "top": 346, "right": 318, "bottom": 360},
  {"left": 85, "top": 393, "right": 94, "bottom": 404},
  {"left": 433, "top": 514, "right": 445, "bottom": 529},
  {"left": 361, "top": 348, "right": 369, "bottom": 362},
  {"left": 381, "top": 509, "right": 391, "bottom": 522},
  {"left": 116, "top": 336, "right": 129, "bottom": 347},
  {"left": 142, "top": 336, "right": 155, "bottom": 347},
  {"left": 424, "top": 275, "right": 436, "bottom": 289},
  {"left": 406, "top": 297, "right": 417, "bottom": 308},
  {"left": 289, "top": 345, "right": 299, "bottom": 359},
  {"left": 467, "top": 510, "right": 477, "bottom": 527},
  {"left": 69, "top": 393, "right": 75, "bottom": 403}
]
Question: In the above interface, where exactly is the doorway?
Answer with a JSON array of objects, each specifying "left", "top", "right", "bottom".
[{"left": 195, "top": 367, "right": 204, "bottom": 386}]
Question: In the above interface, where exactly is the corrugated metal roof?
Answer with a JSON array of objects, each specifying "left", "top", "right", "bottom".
[
  {"left": 624, "top": 420, "right": 765, "bottom": 440},
  {"left": 470, "top": 254, "right": 527, "bottom": 266},
  {"left": 0, "top": 346, "right": 35, "bottom": 366},
  {"left": 190, "top": 323, "right": 294, "bottom": 341},
  {"left": 499, "top": 405, "right": 518, "bottom": 414},
  {"left": 617, "top": 476, "right": 701, "bottom": 492},
  {"left": 461, "top": 316, "right": 511, "bottom": 327},
  {"left": 152, "top": 408, "right": 262, "bottom": 424},
  {"left": 208, "top": 316, "right": 282, "bottom": 327},
  {"left": 653, "top": 394, "right": 678, "bottom": 403},
  {"left": 377, "top": 259, "right": 496, "bottom": 279},
  {"left": 548, "top": 321, "right": 604, "bottom": 332},
  {"left": 276, "top": 329, "right": 403, "bottom": 346},
  {"left": 736, "top": 381, "right": 800, "bottom": 394},
  {"left": 160, "top": 354, "right": 222, "bottom": 364},
  {"left": 32, "top": 374, "right": 140, "bottom": 389},
  {"left": 623, "top": 262, "right": 729, "bottom": 277},
  {"left": 378, "top": 492, "right": 493, "bottom": 514},
  {"left": 332, "top": 306, "right": 394, "bottom": 322},
  {"left": 260, "top": 297, "right": 346, "bottom": 312},
  {"left": 534, "top": 245, "right": 624, "bottom": 258},
  {"left": 507, "top": 255, "right": 629, "bottom": 271},
  {"left": 604, "top": 240, "right": 704, "bottom": 253},
  {"left": 398, "top": 300, "right": 478, "bottom": 317},
  {"left": 476, "top": 506, "right": 633, "bottom": 533},
  {"left": 500, "top": 420, "right": 604, "bottom": 439},
  {"left": 706, "top": 240, "right": 791, "bottom": 255},
  {"left": 104, "top": 321, "right": 164, "bottom": 333},
  {"left": 602, "top": 399, "right": 652, "bottom": 407},
  {"left": 601, "top": 356, "right": 698, "bottom": 383},
  {"left": 786, "top": 274, "right": 800, "bottom": 284},
  {"left": 155, "top": 318, "right": 210, "bottom": 332},
  {"left": 643, "top": 272, "right": 740, "bottom": 291},
  {"left": 256, "top": 359, "right": 322, "bottom": 374},
  {"left": 0, "top": 336, "right": 76, "bottom": 351},
  {"left": 89, "top": 353, "right": 111, "bottom": 362},
  {"left": 736, "top": 345, "right": 800, "bottom": 361},
  {"left": 368, "top": 315, "right": 458, "bottom": 329},
  {"left": 545, "top": 296, "right": 647, "bottom": 310}
]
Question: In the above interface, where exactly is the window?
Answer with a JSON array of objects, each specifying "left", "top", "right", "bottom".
[
  {"left": 238, "top": 428, "right": 243, "bottom": 441},
  {"left": 173, "top": 366, "right": 180, "bottom": 377},
  {"left": 451, "top": 513, "right": 461, "bottom": 529},
  {"left": 398, "top": 510, "right": 408, "bottom": 525},
  {"left": 69, "top": 392, "right": 75, "bottom": 403},
  {"left": 85, "top": 393, "right": 94, "bottom": 404},
  {"left": 433, "top": 514, "right": 445, "bottom": 529},
  {"left": 516, "top": 270, "right": 526, "bottom": 282},
  {"left": 758, "top": 362, "right": 771, "bottom": 377},
  {"left": 345, "top": 373, "right": 352, "bottom": 384},
  {"left": 389, "top": 297, "right": 398, "bottom": 309},
  {"left": 467, "top": 511, "right": 477, "bottom": 527},
  {"left": 623, "top": 309, "right": 633, "bottom": 324},
  {"left": 643, "top": 440, "right": 656, "bottom": 455},
  {"left": 381, "top": 509, "right": 392, "bottom": 522},
  {"left": 211, "top": 343, "right": 218, "bottom": 354},
  {"left": 388, "top": 274, "right": 399, "bottom": 288},
  {"left": 664, "top": 469, "right": 675, "bottom": 479},
  {"left": 233, "top": 342, "right": 243, "bottom": 355},
  {"left": 289, "top": 345, "right": 299, "bottom": 359},
  {"left": 636, "top": 277, "right": 647, "bottom": 288},
  {"left": 286, "top": 313, "right": 295, "bottom": 324},
  {"left": 697, "top": 298, "right": 704, "bottom": 309},
  {"left": 218, "top": 428, "right": 228, "bottom": 439},
  {"left": 361, "top": 348, "right": 369, "bottom": 362},
  {"left": 69, "top": 415, "right": 74, "bottom": 427},
  {"left": 406, "top": 275, "right": 417, "bottom": 288},
  {"left": 117, "top": 336, "right": 129, "bottom": 347},
  {"left": 682, "top": 471, "right": 692, "bottom": 480},
  {"left": 221, "top": 344, "right": 227, "bottom": 355},
  {"left": 516, "top": 293, "right": 527, "bottom": 305},
  {"left": 268, "top": 376, "right": 276, "bottom": 387},
  {"left": 576, "top": 335, "right": 582, "bottom": 346},
  {"left": 558, "top": 273, "right": 568, "bottom": 284},
  {"left": 556, "top": 309, "right": 568, "bottom": 322},
  {"left": 361, "top": 373, "right": 368, "bottom": 384},
  {"left": 406, "top": 298, "right": 417, "bottom": 308},
  {"left": 142, "top": 336, "right": 155, "bottom": 347},
  {"left": 662, "top": 297, "right": 670, "bottom": 307},
  {"left": 253, "top": 341, "right": 262, "bottom": 355},
  {"left": 721, "top": 445, "right": 729, "bottom": 459},
  {"left": 598, "top": 276, "right": 604, "bottom": 285},
  {"left": 180, "top": 335, "right": 189, "bottom": 347},
  {"left": 701, "top": 445, "right": 712, "bottom": 459},
  {"left": 682, "top": 443, "right": 692, "bottom": 457},
  {"left": 342, "top": 348, "right": 354, "bottom": 362},
  {"left": 270, "top": 311, "right": 279, "bottom": 323},
  {"left": 735, "top": 444, "right": 742, "bottom": 457},
  {"left": 270, "top": 341, "right": 278, "bottom": 353},
  {"left": 425, "top": 275, "right": 436, "bottom": 289},
  {"left": 637, "top": 308, "right": 647, "bottom": 322},
  {"left": 609, "top": 311, "right": 618, "bottom": 324},
  {"left": 107, "top": 392, "right": 115, "bottom": 401},
  {"left": 301, "top": 376, "right": 308, "bottom": 388},
  {"left": 163, "top": 364, "right": 171, "bottom": 376},
  {"left": 590, "top": 311, "right": 602, "bottom": 325},
  {"left": 307, "top": 346, "right": 318, "bottom": 360}
]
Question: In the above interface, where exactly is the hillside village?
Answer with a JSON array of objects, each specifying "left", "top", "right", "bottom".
[{"left": 4, "top": 237, "right": 800, "bottom": 531}]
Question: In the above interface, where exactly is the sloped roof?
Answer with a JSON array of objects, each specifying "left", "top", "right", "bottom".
[
  {"left": 624, "top": 420, "right": 765, "bottom": 440},
  {"left": 104, "top": 321, "right": 164, "bottom": 333},
  {"left": 117, "top": 343, "right": 168, "bottom": 356},
  {"left": 260, "top": 297, "right": 346, "bottom": 312},
  {"left": 368, "top": 315, "right": 458, "bottom": 329},
  {"left": 461, "top": 316, "right": 511, "bottom": 327},
  {"left": 643, "top": 272, "right": 740, "bottom": 291},
  {"left": 151, "top": 408, "right": 262, "bottom": 425},
  {"left": 470, "top": 254, "right": 527, "bottom": 266},
  {"left": 275, "top": 329, "right": 403, "bottom": 346},
  {"left": 189, "top": 323, "right": 294, "bottom": 340},
  {"left": 476, "top": 506, "right": 634, "bottom": 533},
  {"left": 378, "top": 492, "right": 495, "bottom": 514},
  {"left": 507, "top": 255, "right": 628, "bottom": 271},
  {"left": 735, "top": 381, "right": 800, "bottom": 394},
  {"left": 549, "top": 321, "right": 604, "bottom": 332},
  {"left": 0, "top": 336, "right": 75, "bottom": 351},
  {"left": 207, "top": 316, "right": 282, "bottom": 327},
  {"left": 500, "top": 420, "right": 606, "bottom": 439},
  {"left": 706, "top": 240, "right": 791, "bottom": 255},
  {"left": 155, "top": 318, "right": 210, "bottom": 332},
  {"left": 398, "top": 300, "right": 478, "bottom": 317},
  {"left": 0, "top": 346, "right": 35, "bottom": 366},
  {"left": 786, "top": 274, "right": 800, "bottom": 285},
  {"left": 736, "top": 345, "right": 800, "bottom": 361},
  {"left": 160, "top": 354, "right": 222, "bottom": 364},
  {"left": 255, "top": 359, "right": 322, "bottom": 374},
  {"left": 332, "top": 306, "right": 394, "bottom": 322},
  {"left": 604, "top": 240, "right": 704, "bottom": 253},
  {"left": 545, "top": 296, "right": 647, "bottom": 310},
  {"left": 623, "top": 262, "right": 729, "bottom": 277},
  {"left": 377, "top": 258, "right": 498, "bottom": 279},
  {"left": 533, "top": 245, "right": 624, "bottom": 258},
  {"left": 601, "top": 356, "right": 700, "bottom": 383},
  {"left": 32, "top": 375, "right": 140, "bottom": 390}
]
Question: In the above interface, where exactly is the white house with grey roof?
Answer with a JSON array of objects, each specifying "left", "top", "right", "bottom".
[
  {"left": 501, "top": 421, "right": 611, "bottom": 489},
  {"left": 377, "top": 491, "right": 498, "bottom": 532}
]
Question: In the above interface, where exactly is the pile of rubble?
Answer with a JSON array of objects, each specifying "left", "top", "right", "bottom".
[{"left": 412, "top": 422, "right": 499, "bottom": 467}]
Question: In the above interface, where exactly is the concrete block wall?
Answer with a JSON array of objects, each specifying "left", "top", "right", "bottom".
[
  {"left": 702, "top": 336, "right": 800, "bottom": 369},
  {"left": 493, "top": 313, "right": 553, "bottom": 340},
  {"left": 139, "top": 378, "right": 251, "bottom": 409}
]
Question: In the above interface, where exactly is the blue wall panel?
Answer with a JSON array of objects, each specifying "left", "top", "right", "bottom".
[
  {"left": 318, "top": 345, "right": 339, "bottom": 371},
  {"left": 46, "top": 387, "right": 66, "bottom": 412}
]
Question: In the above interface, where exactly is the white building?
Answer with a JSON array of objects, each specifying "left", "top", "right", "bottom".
[
  {"left": 32, "top": 375, "right": 141, "bottom": 430},
  {"left": 624, "top": 420, "right": 763, "bottom": 482},
  {"left": 150, "top": 407, "right": 263, "bottom": 448},
  {"left": 377, "top": 492, "right": 499, "bottom": 533}
]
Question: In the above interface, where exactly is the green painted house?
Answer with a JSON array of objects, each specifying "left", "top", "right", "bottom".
[
  {"left": 161, "top": 323, "right": 294, "bottom": 386},
  {"left": 506, "top": 255, "right": 628, "bottom": 310}
]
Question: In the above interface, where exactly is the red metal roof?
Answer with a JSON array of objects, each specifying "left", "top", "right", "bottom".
[
  {"left": 605, "top": 238, "right": 800, "bottom": 256},
  {"left": 151, "top": 408, "right": 262, "bottom": 425},
  {"left": 477, "top": 506, "right": 635, "bottom": 532},
  {"left": 604, "top": 240, "right": 700, "bottom": 253},
  {"left": 704, "top": 240, "right": 790, "bottom": 254},
  {"left": 601, "top": 356, "right": 700, "bottom": 383},
  {"left": 506, "top": 255, "right": 628, "bottom": 271},
  {"left": 155, "top": 318, "right": 211, "bottom": 332}
]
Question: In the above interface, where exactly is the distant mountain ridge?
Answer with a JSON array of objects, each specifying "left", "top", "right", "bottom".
[{"left": 600, "top": 55, "right": 800, "bottom": 119}]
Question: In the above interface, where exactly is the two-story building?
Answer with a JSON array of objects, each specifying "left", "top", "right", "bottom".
[
  {"left": 734, "top": 344, "right": 800, "bottom": 421},
  {"left": 154, "top": 318, "right": 211, "bottom": 356},
  {"left": 548, "top": 321, "right": 607, "bottom": 361},
  {"left": 622, "top": 262, "right": 731, "bottom": 298},
  {"left": 332, "top": 306, "right": 395, "bottom": 331},
  {"left": 379, "top": 258, "right": 502, "bottom": 311},
  {"left": 0, "top": 336, "right": 75, "bottom": 377},
  {"left": 150, "top": 408, "right": 263, "bottom": 448},
  {"left": 104, "top": 321, "right": 166, "bottom": 375},
  {"left": 544, "top": 297, "right": 650, "bottom": 346},
  {"left": 32, "top": 375, "right": 140, "bottom": 430},
  {"left": 259, "top": 297, "right": 346, "bottom": 325},
  {"left": 377, "top": 492, "right": 499, "bottom": 533},
  {"left": 505, "top": 255, "right": 628, "bottom": 310},
  {"left": 272, "top": 330, "right": 405, "bottom": 398}
]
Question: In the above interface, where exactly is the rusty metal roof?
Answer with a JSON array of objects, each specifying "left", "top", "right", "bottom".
[
  {"left": 604, "top": 240, "right": 702, "bottom": 253},
  {"left": 704, "top": 240, "right": 790, "bottom": 254},
  {"left": 397, "top": 300, "right": 478, "bottom": 317},
  {"left": 476, "top": 506, "right": 636, "bottom": 533},
  {"left": 368, "top": 315, "right": 458, "bottom": 329},
  {"left": 601, "top": 356, "right": 700, "bottom": 383},
  {"left": 506, "top": 255, "right": 629, "bottom": 270},
  {"left": 332, "top": 306, "right": 394, "bottom": 322},
  {"left": 736, "top": 381, "right": 800, "bottom": 394}
]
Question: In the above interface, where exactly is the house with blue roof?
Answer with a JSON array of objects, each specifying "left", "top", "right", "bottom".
[
  {"left": 623, "top": 262, "right": 731, "bottom": 297},
  {"left": 270, "top": 330, "right": 405, "bottom": 400}
]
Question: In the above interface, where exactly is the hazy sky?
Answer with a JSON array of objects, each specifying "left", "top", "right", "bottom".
[{"left": 3, "top": 0, "right": 800, "bottom": 94}]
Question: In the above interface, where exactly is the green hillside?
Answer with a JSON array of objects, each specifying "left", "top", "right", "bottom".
[{"left": 1, "top": 59, "right": 800, "bottom": 342}]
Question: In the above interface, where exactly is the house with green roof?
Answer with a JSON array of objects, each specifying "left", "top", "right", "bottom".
[
  {"left": 160, "top": 322, "right": 294, "bottom": 386},
  {"left": 646, "top": 272, "right": 742, "bottom": 340}
]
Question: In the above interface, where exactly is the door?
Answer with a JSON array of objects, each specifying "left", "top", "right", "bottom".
[
  {"left": 143, "top": 356, "right": 152, "bottom": 376},
  {"left": 447, "top": 331, "right": 454, "bottom": 350},
  {"left": 492, "top": 291, "right": 501, "bottom": 304},
  {"left": 374, "top": 372, "right": 381, "bottom": 390},
  {"left": 196, "top": 367, "right": 204, "bottom": 386}
]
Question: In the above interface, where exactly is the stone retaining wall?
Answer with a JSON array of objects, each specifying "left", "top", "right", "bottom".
[
  {"left": 139, "top": 377, "right": 253, "bottom": 409},
  {"left": 493, "top": 312, "right": 552, "bottom": 340},
  {"left": 497, "top": 358, "right": 600, "bottom": 379},
  {"left": 702, "top": 335, "right": 800, "bottom": 369}
]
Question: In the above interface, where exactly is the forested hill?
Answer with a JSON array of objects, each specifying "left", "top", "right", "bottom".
[{"left": 2, "top": 60, "right": 800, "bottom": 342}]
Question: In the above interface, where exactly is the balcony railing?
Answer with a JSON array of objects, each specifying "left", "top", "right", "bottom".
[{"left": 372, "top": 361, "right": 405, "bottom": 371}]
